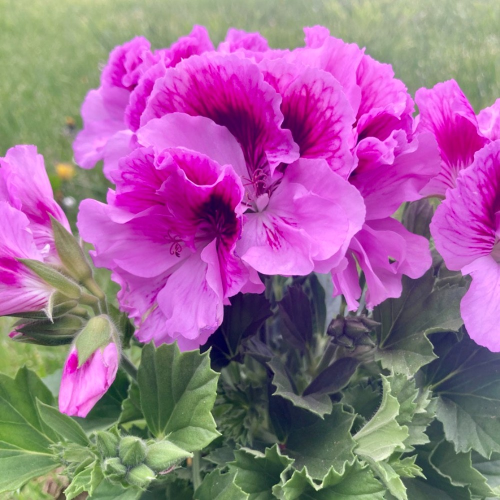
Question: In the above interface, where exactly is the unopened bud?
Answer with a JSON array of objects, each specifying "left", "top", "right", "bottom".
[
  {"left": 119, "top": 436, "right": 147, "bottom": 467},
  {"left": 11, "top": 315, "right": 84, "bottom": 346},
  {"left": 75, "top": 315, "right": 117, "bottom": 367},
  {"left": 145, "top": 440, "right": 192, "bottom": 472},
  {"left": 50, "top": 215, "right": 94, "bottom": 283},
  {"left": 127, "top": 464, "right": 156, "bottom": 488},
  {"left": 96, "top": 431, "right": 119, "bottom": 458},
  {"left": 19, "top": 259, "right": 81, "bottom": 300},
  {"left": 103, "top": 457, "right": 127, "bottom": 480},
  {"left": 327, "top": 315, "right": 378, "bottom": 349}
]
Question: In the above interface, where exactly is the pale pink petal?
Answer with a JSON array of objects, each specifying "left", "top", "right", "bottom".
[
  {"left": 477, "top": 98, "right": 500, "bottom": 141},
  {"left": 461, "top": 255, "right": 500, "bottom": 352},
  {"left": 416, "top": 80, "right": 488, "bottom": 196},
  {"left": 59, "top": 343, "right": 119, "bottom": 418},
  {"left": 353, "top": 131, "right": 441, "bottom": 219},
  {"left": 303, "top": 26, "right": 331, "bottom": 48},
  {"left": 73, "top": 86, "right": 130, "bottom": 170},
  {"left": 137, "top": 113, "right": 247, "bottom": 180}
]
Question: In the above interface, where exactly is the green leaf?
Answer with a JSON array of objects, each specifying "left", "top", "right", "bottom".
[
  {"left": 341, "top": 381, "right": 381, "bottom": 424},
  {"left": 307, "top": 273, "right": 327, "bottom": 335},
  {"left": 279, "top": 285, "right": 313, "bottom": 351},
  {"left": 429, "top": 439, "right": 494, "bottom": 497},
  {"left": 202, "top": 293, "right": 272, "bottom": 368},
  {"left": 354, "top": 377, "right": 408, "bottom": 461},
  {"left": 423, "top": 331, "right": 500, "bottom": 457},
  {"left": 37, "top": 400, "right": 89, "bottom": 446},
  {"left": 75, "top": 368, "right": 130, "bottom": 432},
  {"left": 0, "top": 449, "right": 59, "bottom": 493},
  {"left": 90, "top": 478, "right": 142, "bottom": 499},
  {"left": 194, "top": 470, "right": 249, "bottom": 500},
  {"left": 65, "top": 461, "right": 104, "bottom": 500},
  {"left": 387, "top": 374, "right": 436, "bottom": 450},
  {"left": 119, "top": 381, "right": 143, "bottom": 425},
  {"left": 0, "top": 367, "right": 59, "bottom": 492},
  {"left": 303, "top": 357, "right": 360, "bottom": 396},
  {"left": 284, "top": 403, "right": 356, "bottom": 480},
  {"left": 402, "top": 199, "right": 433, "bottom": 239},
  {"left": 472, "top": 451, "right": 500, "bottom": 493},
  {"left": 275, "top": 461, "right": 385, "bottom": 500},
  {"left": 373, "top": 270, "right": 465, "bottom": 375},
  {"left": 364, "top": 459, "right": 407, "bottom": 500},
  {"left": 138, "top": 342, "right": 220, "bottom": 450},
  {"left": 268, "top": 357, "right": 332, "bottom": 417},
  {"left": 229, "top": 444, "right": 293, "bottom": 499}
]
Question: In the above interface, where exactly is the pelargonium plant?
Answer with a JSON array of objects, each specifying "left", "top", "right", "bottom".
[{"left": 1, "top": 25, "right": 500, "bottom": 500}]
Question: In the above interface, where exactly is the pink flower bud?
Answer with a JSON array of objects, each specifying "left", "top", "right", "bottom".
[{"left": 59, "top": 342, "right": 119, "bottom": 418}]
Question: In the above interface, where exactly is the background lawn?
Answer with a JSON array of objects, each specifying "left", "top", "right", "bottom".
[{"left": 0, "top": 0, "right": 499, "bottom": 496}]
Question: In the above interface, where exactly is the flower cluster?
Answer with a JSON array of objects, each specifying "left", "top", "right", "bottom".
[
  {"left": 75, "top": 25, "right": 441, "bottom": 349},
  {"left": 418, "top": 80, "right": 500, "bottom": 351}
]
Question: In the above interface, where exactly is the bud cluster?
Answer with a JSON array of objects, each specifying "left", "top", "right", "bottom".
[
  {"left": 327, "top": 314, "right": 379, "bottom": 349},
  {"left": 96, "top": 431, "right": 192, "bottom": 489}
]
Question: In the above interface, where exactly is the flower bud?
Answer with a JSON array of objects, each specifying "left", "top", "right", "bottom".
[
  {"left": 50, "top": 215, "right": 94, "bottom": 283},
  {"left": 10, "top": 315, "right": 84, "bottom": 346},
  {"left": 119, "top": 436, "right": 147, "bottom": 467},
  {"left": 127, "top": 464, "right": 156, "bottom": 489},
  {"left": 96, "top": 431, "right": 119, "bottom": 458},
  {"left": 74, "top": 315, "right": 117, "bottom": 367},
  {"left": 327, "top": 315, "right": 378, "bottom": 348},
  {"left": 18, "top": 258, "right": 82, "bottom": 300},
  {"left": 145, "top": 441, "right": 192, "bottom": 472},
  {"left": 103, "top": 457, "right": 127, "bottom": 480}
]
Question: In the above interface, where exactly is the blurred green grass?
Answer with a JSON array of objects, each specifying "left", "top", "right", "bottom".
[{"left": 0, "top": 0, "right": 499, "bottom": 390}]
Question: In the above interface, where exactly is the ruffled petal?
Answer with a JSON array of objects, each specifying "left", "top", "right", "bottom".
[
  {"left": 260, "top": 58, "right": 355, "bottom": 176},
  {"left": 416, "top": 80, "right": 488, "bottom": 196},
  {"left": 430, "top": 141, "right": 500, "bottom": 270},
  {"left": 142, "top": 53, "right": 299, "bottom": 182},
  {"left": 477, "top": 98, "right": 500, "bottom": 141}
]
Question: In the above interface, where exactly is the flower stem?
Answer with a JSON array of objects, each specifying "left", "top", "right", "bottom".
[
  {"left": 121, "top": 353, "right": 138, "bottom": 381},
  {"left": 192, "top": 451, "right": 202, "bottom": 491}
]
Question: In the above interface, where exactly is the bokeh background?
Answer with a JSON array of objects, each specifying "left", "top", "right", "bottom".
[{"left": 0, "top": 0, "right": 499, "bottom": 495}]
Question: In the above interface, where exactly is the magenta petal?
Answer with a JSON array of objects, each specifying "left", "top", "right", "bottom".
[
  {"left": 59, "top": 343, "right": 119, "bottom": 418},
  {"left": 157, "top": 25, "right": 214, "bottom": 67},
  {"left": 73, "top": 86, "right": 130, "bottom": 170},
  {"left": 0, "top": 202, "right": 52, "bottom": 315},
  {"left": 416, "top": 80, "right": 488, "bottom": 196},
  {"left": 142, "top": 53, "right": 299, "bottom": 177},
  {"left": 219, "top": 28, "right": 270, "bottom": 53},
  {"left": 460, "top": 256, "right": 500, "bottom": 351},
  {"left": 260, "top": 58, "right": 355, "bottom": 176},
  {"left": 331, "top": 253, "right": 362, "bottom": 311},
  {"left": 430, "top": 141, "right": 500, "bottom": 271}
]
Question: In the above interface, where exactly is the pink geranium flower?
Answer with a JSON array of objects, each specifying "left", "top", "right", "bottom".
[
  {"left": 78, "top": 122, "right": 250, "bottom": 348},
  {"left": 73, "top": 27, "right": 214, "bottom": 178},
  {"left": 283, "top": 26, "right": 440, "bottom": 309},
  {"left": 431, "top": 140, "right": 500, "bottom": 351},
  {"left": 0, "top": 146, "right": 71, "bottom": 316},
  {"left": 59, "top": 342, "right": 119, "bottom": 417}
]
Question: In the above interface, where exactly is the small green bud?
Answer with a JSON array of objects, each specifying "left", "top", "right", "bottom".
[
  {"left": 75, "top": 315, "right": 117, "bottom": 367},
  {"left": 103, "top": 457, "right": 127, "bottom": 479},
  {"left": 145, "top": 440, "right": 192, "bottom": 472},
  {"left": 96, "top": 431, "right": 119, "bottom": 458},
  {"left": 119, "top": 436, "right": 147, "bottom": 467},
  {"left": 127, "top": 464, "right": 156, "bottom": 489},
  {"left": 11, "top": 315, "right": 84, "bottom": 346},
  {"left": 18, "top": 258, "right": 82, "bottom": 300},
  {"left": 51, "top": 215, "right": 94, "bottom": 283}
]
